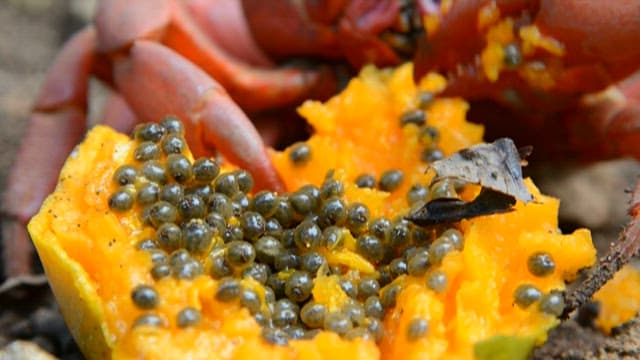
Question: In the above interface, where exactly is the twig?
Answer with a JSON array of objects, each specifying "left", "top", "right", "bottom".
[{"left": 562, "top": 178, "right": 640, "bottom": 318}]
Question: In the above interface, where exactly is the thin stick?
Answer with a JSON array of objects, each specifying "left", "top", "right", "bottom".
[{"left": 562, "top": 178, "right": 640, "bottom": 318}]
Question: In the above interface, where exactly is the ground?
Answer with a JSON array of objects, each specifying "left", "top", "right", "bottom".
[{"left": 0, "top": 0, "right": 639, "bottom": 358}]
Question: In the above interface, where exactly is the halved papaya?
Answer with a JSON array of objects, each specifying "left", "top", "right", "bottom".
[{"left": 29, "top": 64, "right": 597, "bottom": 359}]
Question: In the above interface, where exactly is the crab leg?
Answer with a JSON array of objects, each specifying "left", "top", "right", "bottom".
[
  {"left": 240, "top": 0, "right": 404, "bottom": 68},
  {"left": 183, "top": 0, "right": 273, "bottom": 67},
  {"left": 165, "top": 1, "right": 337, "bottom": 112},
  {"left": 99, "top": 93, "right": 138, "bottom": 134},
  {"left": 113, "top": 40, "right": 285, "bottom": 193},
  {"left": 95, "top": 0, "right": 337, "bottom": 113},
  {"left": 1, "top": 27, "right": 96, "bottom": 277}
]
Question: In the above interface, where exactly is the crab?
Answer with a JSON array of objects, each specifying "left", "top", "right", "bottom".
[{"left": 2, "top": 0, "right": 640, "bottom": 290}]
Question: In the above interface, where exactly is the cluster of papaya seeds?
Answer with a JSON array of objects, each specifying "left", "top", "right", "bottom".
[{"left": 106, "top": 119, "right": 482, "bottom": 345}]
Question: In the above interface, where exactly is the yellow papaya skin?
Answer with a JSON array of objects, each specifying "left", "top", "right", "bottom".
[{"left": 28, "top": 127, "right": 126, "bottom": 359}]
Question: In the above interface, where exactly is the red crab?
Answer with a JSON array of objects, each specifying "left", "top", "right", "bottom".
[{"left": 2, "top": 0, "right": 640, "bottom": 281}]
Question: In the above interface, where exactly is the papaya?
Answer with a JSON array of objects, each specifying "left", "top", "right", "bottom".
[
  {"left": 29, "top": 64, "right": 598, "bottom": 360},
  {"left": 593, "top": 264, "right": 640, "bottom": 333}
]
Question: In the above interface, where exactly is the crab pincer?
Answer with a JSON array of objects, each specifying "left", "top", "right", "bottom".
[
  {"left": 113, "top": 40, "right": 284, "bottom": 192},
  {"left": 1, "top": 27, "right": 97, "bottom": 277},
  {"left": 413, "top": 0, "right": 640, "bottom": 161}
]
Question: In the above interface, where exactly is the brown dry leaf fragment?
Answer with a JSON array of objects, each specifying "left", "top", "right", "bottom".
[
  {"left": 408, "top": 188, "right": 516, "bottom": 226},
  {"left": 430, "top": 138, "right": 533, "bottom": 203},
  {"left": 408, "top": 138, "right": 531, "bottom": 225}
]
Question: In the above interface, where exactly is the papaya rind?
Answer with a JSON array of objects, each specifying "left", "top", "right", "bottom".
[{"left": 28, "top": 126, "right": 122, "bottom": 359}]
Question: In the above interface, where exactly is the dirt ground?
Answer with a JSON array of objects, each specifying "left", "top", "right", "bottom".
[{"left": 1, "top": 1, "right": 639, "bottom": 358}]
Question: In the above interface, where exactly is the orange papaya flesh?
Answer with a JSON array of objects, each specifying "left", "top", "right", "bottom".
[
  {"left": 271, "top": 64, "right": 483, "bottom": 216},
  {"left": 28, "top": 64, "right": 598, "bottom": 360},
  {"left": 273, "top": 64, "right": 595, "bottom": 359},
  {"left": 593, "top": 264, "right": 640, "bottom": 333}
]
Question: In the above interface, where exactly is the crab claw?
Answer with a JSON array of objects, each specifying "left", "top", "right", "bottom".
[
  {"left": 241, "top": 0, "right": 404, "bottom": 68},
  {"left": 561, "top": 72, "right": 640, "bottom": 160},
  {"left": 184, "top": 0, "right": 273, "bottom": 67},
  {"left": 1, "top": 27, "right": 96, "bottom": 277},
  {"left": 465, "top": 76, "right": 640, "bottom": 162},
  {"left": 415, "top": 0, "right": 640, "bottom": 94},
  {"left": 534, "top": 1, "right": 640, "bottom": 90},
  {"left": 413, "top": 0, "right": 640, "bottom": 162},
  {"left": 113, "top": 41, "right": 285, "bottom": 192}
]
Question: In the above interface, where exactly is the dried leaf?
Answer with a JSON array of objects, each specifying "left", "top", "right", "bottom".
[
  {"left": 409, "top": 138, "right": 530, "bottom": 225},
  {"left": 429, "top": 138, "right": 533, "bottom": 203},
  {"left": 407, "top": 188, "right": 516, "bottom": 226}
]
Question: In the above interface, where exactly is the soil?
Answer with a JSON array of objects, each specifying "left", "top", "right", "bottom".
[{"left": 1, "top": 1, "right": 639, "bottom": 358}]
